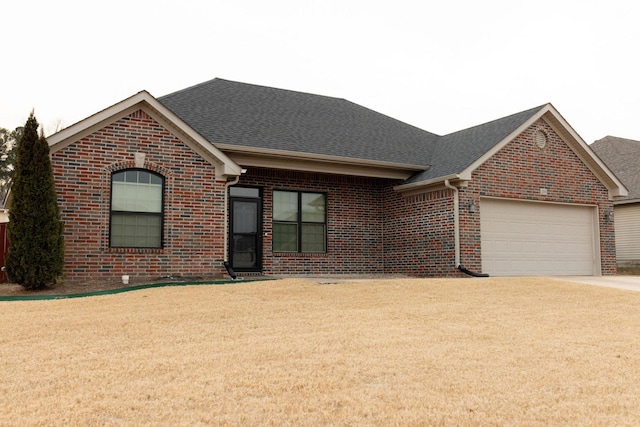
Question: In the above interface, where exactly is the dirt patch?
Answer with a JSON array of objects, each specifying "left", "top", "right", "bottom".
[{"left": 619, "top": 266, "right": 640, "bottom": 275}]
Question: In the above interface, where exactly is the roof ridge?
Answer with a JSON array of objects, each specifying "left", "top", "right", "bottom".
[
  {"left": 594, "top": 135, "right": 640, "bottom": 144},
  {"left": 158, "top": 77, "right": 221, "bottom": 100},
  {"left": 442, "top": 104, "right": 548, "bottom": 137},
  {"left": 161, "top": 78, "right": 436, "bottom": 138},
  {"left": 160, "top": 77, "right": 349, "bottom": 103}
]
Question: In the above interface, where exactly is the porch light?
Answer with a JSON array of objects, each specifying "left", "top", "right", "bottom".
[{"left": 468, "top": 200, "right": 477, "bottom": 213}]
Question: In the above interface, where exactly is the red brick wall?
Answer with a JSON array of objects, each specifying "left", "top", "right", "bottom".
[
  {"left": 237, "top": 168, "right": 393, "bottom": 275},
  {"left": 52, "top": 113, "right": 615, "bottom": 282},
  {"left": 383, "top": 119, "right": 615, "bottom": 276},
  {"left": 52, "top": 110, "right": 227, "bottom": 284},
  {"left": 460, "top": 119, "right": 616, "bottom": 275},
  {"left": 383, "top": 188, "right": 461, "bottom": 277}
]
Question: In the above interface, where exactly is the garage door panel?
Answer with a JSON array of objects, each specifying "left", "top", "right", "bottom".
[{"left": 481, "top": 199, "right": 596, "bottom": 276}]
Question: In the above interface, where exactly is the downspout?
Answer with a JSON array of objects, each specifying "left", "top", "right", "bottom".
[
  {"left": 444, "top": 179, "right": 489, "bottom": 277},
  {"left": 444, "top": 179, "right": 461, "bottom": 268},
  {"left": 223, "top": 176, "right": 240, "bottom": 279}
]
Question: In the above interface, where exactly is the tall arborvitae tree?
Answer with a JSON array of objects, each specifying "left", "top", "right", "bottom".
[{"left": 6, "top": 113, "right": 64, "bottom": 289}]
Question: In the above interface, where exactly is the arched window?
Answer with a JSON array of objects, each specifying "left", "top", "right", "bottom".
[{"left": 110, "top": 169, "right": 164, "bottom": 248}]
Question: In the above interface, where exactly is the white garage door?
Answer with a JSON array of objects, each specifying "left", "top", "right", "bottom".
[{"left": 480, "top": 198, "right": 598, "bottom": 276}]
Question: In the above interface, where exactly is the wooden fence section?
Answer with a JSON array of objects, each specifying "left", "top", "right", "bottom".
[{"left": 0, "top": 223, "right": 7, "bottom": 283}]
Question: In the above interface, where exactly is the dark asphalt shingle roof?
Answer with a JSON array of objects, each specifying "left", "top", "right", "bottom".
[
  {"left": 591, "top": 136, "right": 640, "bottom": 200},
  {"left": 159, "top": 78, "right": 439, "bottom": 167},
  {"left": 159, "top": 78, "right": 545, "bottom": 183}
]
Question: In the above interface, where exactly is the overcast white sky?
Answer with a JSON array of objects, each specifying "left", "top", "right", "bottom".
[{"left": 3, "top": 0, "right": 639, "bottom": 143}]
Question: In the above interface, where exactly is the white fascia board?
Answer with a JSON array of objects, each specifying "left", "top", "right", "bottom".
[
  {"left": 613, "top": 198, "right": 640, "bottom": 206},
  {"left": 393, "top": 173, "right": 471, "bottom": 195},
  {"left": 455, "top": 103, "right": 628, "bottom": 200},
  {"left": 49, "top": 91, "right": 153, "bottom": 150},
  {"left": 460, "top": 105, "right": 551, "bottom": 177},
  {"left": 541, "top": 104, "right": 628, "bottom": 199},
  {"left": 218, "top": 144, "right": 429, "bottom": 179},
  {"left": 48, "top": 91, "right": 242, "bottom": 179}
]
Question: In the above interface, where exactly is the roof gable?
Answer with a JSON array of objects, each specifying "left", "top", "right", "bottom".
[
  {"left": 48, "top": 91, "right": 242, "bottom": 179},
  {"left": 401, "top": 105, "right": 546, "bottom": 185},
  {"left": 591, "top": 136, "right": 640, "bottom": 202},
  {"left": 395, "top": 103, "right": 628, "bottom": 200}
]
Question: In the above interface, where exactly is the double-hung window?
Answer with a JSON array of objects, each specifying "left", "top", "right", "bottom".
[
  {"left": 110, "top": 169, "right": 164, "bottom": 248},
  {"left": 273, "top": 190, "right": 326, "bottom": 252}
]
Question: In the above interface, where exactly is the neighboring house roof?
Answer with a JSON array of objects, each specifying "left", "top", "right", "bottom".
[{"left": 591, "top": 136, "right": 640, "bottom": 203}]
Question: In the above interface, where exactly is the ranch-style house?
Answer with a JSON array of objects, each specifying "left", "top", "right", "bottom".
[{"left": 47, "top": 78, "right": 627, "bottom": 282}]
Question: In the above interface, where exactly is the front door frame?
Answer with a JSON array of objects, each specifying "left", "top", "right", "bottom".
[{"left": 229, "top": 187, "right": 262, "bottom": 272}]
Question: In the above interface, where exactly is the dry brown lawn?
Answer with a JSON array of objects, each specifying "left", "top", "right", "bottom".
[{"left": 2, "top": 277, "right": 640, "bottom": 426}]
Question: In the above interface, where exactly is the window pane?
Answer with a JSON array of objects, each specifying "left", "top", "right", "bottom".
[
  {"left": 233, "top": 201, "right": 257, "bottom": 233},
  {"left": 111, "top": 214, "right": 127, "bottom": 247},
  {"left": 233, "top": 235, "right": 257, "bottom": 269},
  {"left": 150, "top": 174, "right": 163, "bottom": 185},
  {"left": 112, "top": 173, "right": 162, "bottom": 213},
  {"left": 301, "top": 223, "right": 326, "bottom": 252},
  {"left": 302, "top": 193, "right": 325, "bottom": 222},
  {"left": 125, "top": 170, "right": 138, "bottom": 183},
  {"left": 111, "top": 213, "right": 161, "bottom": 248},
  {"left": 273, "top": 191, "right": 298, "bottom": 221},
  {"left": 138, "top": 184, "right": 162, "bottom": 212},
  {"left": 135, "top": 215, "right": 162, "bottom": 247},
  {"left": 273, "top": 223, "right": 297, "bottom": 252},
  {"left": 230, "top": 187, "right": 260, "bottom": 198}
]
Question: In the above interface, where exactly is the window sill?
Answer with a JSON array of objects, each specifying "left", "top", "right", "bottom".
[
  {"left": 108, "top": 247, "right": 164, "bottom": 254},
  {"left": 273, "top": 252, "right": 328, "bottom": 257}
]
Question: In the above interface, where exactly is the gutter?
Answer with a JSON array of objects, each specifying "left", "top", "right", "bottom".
[{"left": 393, "top": 172, "right": 472, "bottom": 194}]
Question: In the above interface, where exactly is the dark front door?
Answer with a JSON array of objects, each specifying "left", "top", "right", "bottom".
[{"left": 230, "top": 196, "right": 261, "bottom": 271}]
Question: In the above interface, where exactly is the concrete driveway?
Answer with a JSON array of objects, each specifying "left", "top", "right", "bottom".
[{"left": 558, "top": 276, "right": 640, "bottom": 292}]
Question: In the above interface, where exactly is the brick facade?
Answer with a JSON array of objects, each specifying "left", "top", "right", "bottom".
[
  {"left": 51, "top": 113, "right": 615, "bottom": 283},
  {"left": 383, "top": 119, "right": 616, "bottom": 277},
  {"left": 237, "top": 168, "right": 394, "bottom": 275},
  {"left": 459, "top": 119, "right": 616, "bottom": 275},
  {"left": 52, "top": 110, "right": 228, "bottom": 283},
  {"left": 383, "top": 188, "right": 459, "bottom": 277}
]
